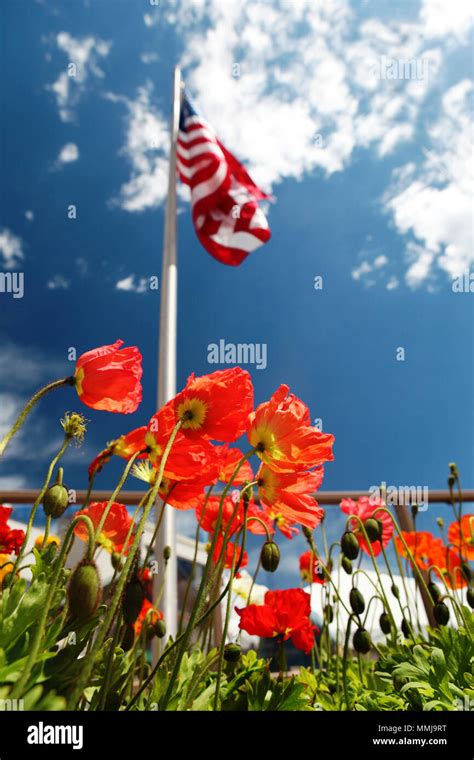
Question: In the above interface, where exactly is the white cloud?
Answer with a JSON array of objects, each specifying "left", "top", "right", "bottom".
[
  {"left": 374, "top": 255, "right": 388, "bottom": 268},
  {"left": 0, "top": 228, "right": 24, "bottom": 269},
  {"left": 140, "top": 52, "right": 159, "bottom": 65},
  {"left": 47, "top": 274, "right": 70, "bottom": 290},
  {"left": 420, "top": 0, "right": 474, "bottom": 44},
  {"left": 48, "top": 31, "right": 111, "bottom": 121},
  {"left": 116, "top": 274, "right": 148, "bottom": 293},
  {"left": 107, "top": 84, "right": 169, "bottom": 212},
  {"left": 57, "top": 142, "right": 79, "bottom": 164},
  {"left": 386, "top": 79, "right": 474, "bottom": 287},
  {"left": 25, "top": 210, "right": 34, "bottom": 222},
  {"left": 351, "top": 260, "right": 372, "bottom": 281}
]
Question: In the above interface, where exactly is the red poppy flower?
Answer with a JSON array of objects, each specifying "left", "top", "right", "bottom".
[
  {"left": 74, "top": 340, "right": 143, "bottom": 414},
  {"left": 247, "top": 385, "right": 334, "bottom": 473},
  {"left": 257, "top": 465, "right": 325, "bottom": 530},
  {"left": 299, "top": 551, "right": 326, "bottom": 584},
  {"left": 434, "top": 547, "right": 467, "bottom": 589},
  {"left": 0, "top": 506, "right": 25, "bottom": 555},
  {"left": 395, "top": 531, "right": 442, "bottom": 570},
  {"left": 74, "top": 502, "right": 133, "bottom": 554},
  {"left": 260, "top": 506, "right": 298, "bottom": 539},
  {"left": 448, "top": 515, "right": 474, "bottom": 560},
  {"left": 215, "top": 445, "right": 254, "bottom": 485},
  {"left": 173, "top": 368, "right": 254, "bottom": 442},
  {"left": 236, "top": 588, "right": 317, "bottom": 654},
  {"left": 133, "top": 598, "right": 163, "bottom": 637},
  {"left": 89, "top": 426, "right": 148, "bottom": 479},
  {"left": 340, "top": 496, "right": 394, "bottom": 557},
  {"left": 146, "top": 402, "right": 217, "bottom": 481},
  {"left": 211, "top": 535, "right": 248, "bottom": 569},
  {"left": 196, "top": 493, "right": 268, "bottom": 536}
]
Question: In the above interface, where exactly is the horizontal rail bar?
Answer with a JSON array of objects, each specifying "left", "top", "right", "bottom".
[{"left": 0, "top": 489, "right": 472, "bottom": 506}]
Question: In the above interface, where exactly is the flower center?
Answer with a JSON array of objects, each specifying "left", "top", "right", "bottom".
[{"left": 178, "top": 397, "right": 208, "bottom": 430}]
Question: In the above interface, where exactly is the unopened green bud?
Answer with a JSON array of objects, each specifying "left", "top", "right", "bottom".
[
  {"left": 261, "top": 540, "right": 280, "bottom": 572},
  {"left": 43, "top": 482, "right": 69, "bottom": 518},
  {"left": 449, "top": 462, "right": 458, "bottom": 478},
  {"left": 154, "top": 619, "right": 167, "bottom": 639},
  {"left": 163, "top": 546, "right": 171, "bottom": 561},
  {"left": 224, "top": 643, "right": 242, "bottom": 662},
  {"left": 324, "top": 604, "right": 334, "bottom": 623},
  {"left": 123, "top": 577, "right": 145, "bottom": 625},
  {"left": 68, "top": 560, "right": 101, "bottom": 619},
  {"left": 379, "top": 612, "right": 392, "bottom": 635},
  {"left": 342, "top": 556, "right": 353, "bottom": 575},
  {"left": 433, "top": 602, "right": 450, "bottom": 626},
  {"left": 436, "top": 517, "right": 444, "bottom": 530},
  {"left": 349, "top": 587, "right": 365, "bottom": 614},
  {"left": 364, "top": 518, "right": 382, "bottom": 542},
  {"left": 341, "top": 531, "right": 359, "bottom": 560},
  {"left": 467, "top": 587, "right": 474, "bottom": 609},
  {"left": 391, "top": 583, "right": 400, "bottom": 599},
  {"left": 401, "top": 618, "right": 412, "bottom": 638},
  {"left": 111, "top": 552, "right": 123, "bottom": 571},
  {"left": 461, "top": 562, "right": 472, "bottom": 583},
  {"left": 302, "top": 526, "right": 313, "bottom": 541},
  {"left": 353, "top": 627, "right": 371, "bottom": 654}
]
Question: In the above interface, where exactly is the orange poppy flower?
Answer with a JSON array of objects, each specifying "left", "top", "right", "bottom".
[
  {"left": 133, "top": 598, "right": 163, "bottom": 637},
  {"left": 74, "top": 340, "right": 143, "bottom": 414},
  {"left": 196, "top": 494, "right": 268, "bottom": 536},
  {"left": 211, "top": 535, "right": 248, "bottom": 569},
  {"left": 448, "top": 515, "right": 474, "bottom": 560},
  {"left": 0, "top": 553, "right": 15, "bottom": 588},
  {"left": 74, "top": 501, "right": 133, "bottom": 554},
  {"left": 247, "top": 385, "right": 334, "bottom": 473},
  {"left": 146, "top": 402, "right": 217, "bottom": 481},
  {"left": 173, "top": 368, "right": 254, "bottom": 442},
  {"left": 88, "top": 426, "right": 148, "bottom": 479},
  {"left": 215, "top": 444, "right": 254, "bottom": 485},
  {"left": 261, "top": 507, "right": 299, "bottom": 539},
  {"left": 34, "top": 534, "right": 60, "bottom": 551},
  {"left": 256, "top": 465, "right": 325, "bottom": 530},
  {"left": 395, "top": 531, "right": 442, "bottom": 570}
]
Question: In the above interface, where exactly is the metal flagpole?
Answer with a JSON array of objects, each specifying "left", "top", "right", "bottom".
[{"left": 153, "top": 65, "right": 182, "bottom": 641}]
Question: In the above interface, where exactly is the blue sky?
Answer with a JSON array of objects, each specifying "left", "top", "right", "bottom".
[{"left": 0, "top": 0, "right": 473, "bottom": 585}]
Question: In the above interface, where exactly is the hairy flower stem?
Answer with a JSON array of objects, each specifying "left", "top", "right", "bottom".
[
  {"left": 160, "top": 452, "right": 255, "bottom": 709},
  {"left": 178, "top": 486, "right": 214, "bottom": 635},
  {"left": 11, "top": 515, "right": 95, "bottom": 699},
  {"left": 67, "top": 421, "right": 183, "bottom": 710},
  {"left": 0, "top": 377, "right": 74, "bottom": 458},
  {"left": 92, "top": 450, "right": 143, "bottom": 555},
  {"left": 9, "top": 435, "right": 71, "bottom": 583},
  {"left": 213, "top": 506, "right": 248, "bottom": 710}
]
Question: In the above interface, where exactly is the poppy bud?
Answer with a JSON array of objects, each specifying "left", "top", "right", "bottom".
[
  {"left": 379, "top": 612, "right": 391, "bottom": 635},
  {"left": 68, "top": 560, "right": 101, "bottom": 619},
  {"left": 428, "top": 582, "right": 441, "bottom": 603},
  {"left": 349, "top": 587, "right": 365, "bottom": 615},
  {"left": 302, "top": 526, "right": 313, "bottom": 541},
  {"left": 401, "top": 618, "right": 411, "bottom": 638},
  {"left": 433, "top": 602, "right": 450, "bottom": 626},
  {"left": 436, "top": 516, "right": 444, "bottom": 529},
  {"left": 391, "top": 583, "right": 400, "bottom": 599},
  {"left": 364, "top": 518, "right": 381, "bottom": 542},
  {"left": 324, "top": 604, "right": 334, "bottom": 623},
  {"left": 111, "top": 552, "right": 123, "bottom": 571},
  {"left": 467, "top": 587, "right": 474, "bottom": 609},
  {"left": 163, "top": 546, "right": 171, "bottom": 561},
  {"left": 461, "top": 562, "right": 472, "bottom": 583},
  {"left": 449, "top": 462, "right": 458, "bottom": 478},
  {"left": 153, "top": 619, "right": 167, "bottom": 639},
  {"left": 121, "top": 624, "right": 135, "bottom": 651},
  {"left": 447, "top": 475, "right": 455, "bottom": 489},
  {"left": 341, "top": 531, "right": 359, "bottom": 560},
  {"left": 342, "top": 556, "right": 352, "bottom": 575},
  {"left": 123, "top": 577, "right": 145, "bottom": 625},
  {"left": 353, "top": 627, "right": 371, "bottom": 654},
  {"left": 224, "top": 643, "right": 242, "bottom": 662},
  {"left": 43, "top": 483, "right": 69, "bottom": 518},
  {"left": 260, "top": 540, "right": 280, "bottom": 573}
]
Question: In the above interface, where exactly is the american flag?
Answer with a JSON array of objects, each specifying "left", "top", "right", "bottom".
[{"left": 177, "top": 95, "right": 271, "bottom": 266}]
